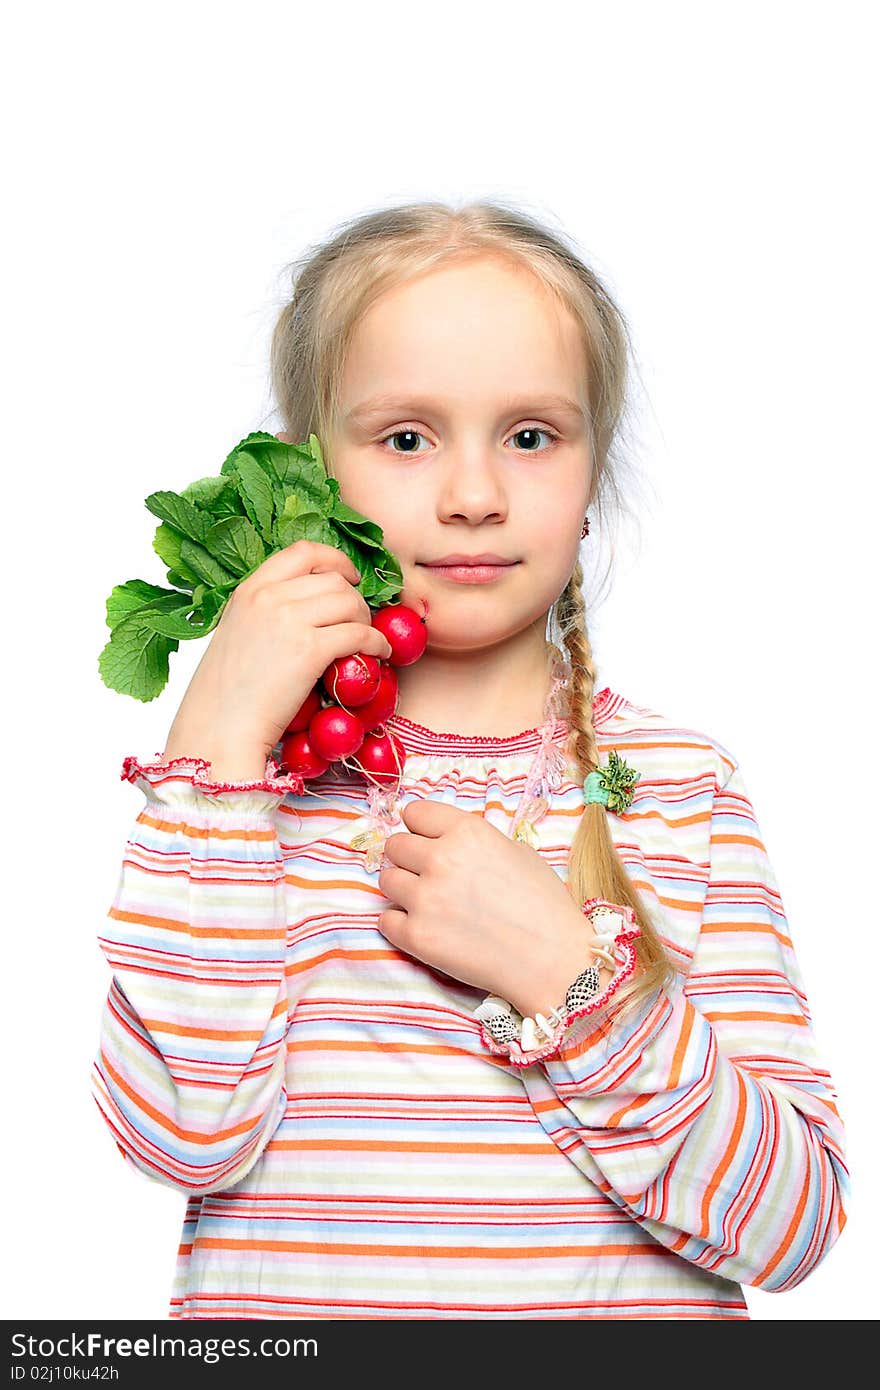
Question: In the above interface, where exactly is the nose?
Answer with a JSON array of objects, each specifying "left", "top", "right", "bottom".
[{"left": 436, "top": 444, "right": 509, "bottom": 525}]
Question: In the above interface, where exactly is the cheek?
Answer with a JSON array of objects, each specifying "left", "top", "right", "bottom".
[
  {"left": 525, "top": 510, "right": 581, "bottom": 597},
  {"left": 331, "top": 456, "right": 418, "bottom": 550},
  {"left": 376, "top": 501, "right": 424, "bottom": 564},
  {"left": 528, "top": 500, "right": 580, "bottom": 559}
]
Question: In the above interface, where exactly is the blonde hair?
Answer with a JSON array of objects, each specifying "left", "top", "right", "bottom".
[{"left": 269, "top": 198, "right": 678, "bottom": 1028}]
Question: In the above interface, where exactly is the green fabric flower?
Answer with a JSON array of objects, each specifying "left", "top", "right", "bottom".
[{"left": 583, "top": 749, "right": 640, "bottom": 814}]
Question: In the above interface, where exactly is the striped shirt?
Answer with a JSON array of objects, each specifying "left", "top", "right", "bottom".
[{"left": 90, "top": 684, "right": 849, "bottom": 1319}]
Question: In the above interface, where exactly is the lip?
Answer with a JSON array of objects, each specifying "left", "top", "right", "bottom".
[
  {"left": 420, "top": 554, "right": 517, "bottom": 566},
  {"left": 418, "top": 557, "right": 520, "bottom": 585}
]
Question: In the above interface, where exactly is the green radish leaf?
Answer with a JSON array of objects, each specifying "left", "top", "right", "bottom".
[
  {"left": 324, "top": 526, "right": 364, "bottom": 572},
  {"left": 137, "top": 597, "right": 226, "bottom": 641},
  {"left": 191, "top": 587, "right": 227, "bottom": 626},
  {"left": 308, "top": 433, "right": 327, "bottom": 471},
  {"left": 105, "top": 580, "right": 184, "bottom": 630},
  {"left": 153, "top": 523, "right": 204, "bottom": 584},
  {"left": 219, "top": 430, "right": 280, "bottom": 475},
  {"left": 330, "top": 497, "right": 382, "bottom": 529},
  {"left": 224, "top": 433, "right": 332, "bottom": 529},
  {"left": 165, "top": 569, "right": 195, "bottom": 591},
  {"left": 225, "top": 468, "right": 263, "bottom": 540},
  {"left": 232, "top": 452, "right": 278, "bottom": 543},
  {"left": 144, "top": 490, "right": 213, "bottom": 546},
  {"left": 274, "top": 510, "right": 334, "bottom": 549},
  {"left": 181, "top": 473, "right": 243, "bottom": 518},
  {"left": 359, "top": 566, "right": 402, "bottom": 606},
  {"left": 203, "top": 515, "right": 267, "bottom": 576},
  {"left": 251, "top": 437, "right": 333, "bottom": 501},
  {"left": 179, "top": 536, "right": 237, "bottom": 586},
  {"left": 271, "top": 453, "right": 333, "bottom": 507},
  {"left": 332, "top": 518, "right": 390, "bottom": 553},
  {"left": 279, "top": 492, "right": 319, "bottom": 522},
  {"left": 98, "top": 618, "right": 179, "bottom": 702}
]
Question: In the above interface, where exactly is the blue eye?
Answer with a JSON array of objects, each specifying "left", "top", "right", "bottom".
[
  {"left": 508, "top": 427, "right": 558, "bottom": 452},
  {"left": 378, "top": 426, "right": 560, "bottom": 455},
  {"left": 381, "top": 429, "right": 429, "bottom": 454}
]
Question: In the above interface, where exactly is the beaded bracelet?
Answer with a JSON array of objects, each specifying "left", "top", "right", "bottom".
[{"left": 472, "top": 899, "right": 641, "bottom": 1064}]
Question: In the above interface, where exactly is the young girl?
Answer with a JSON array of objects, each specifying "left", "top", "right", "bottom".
[{"left": 91, "top": 200, "right": 849, "bottom": 1320}]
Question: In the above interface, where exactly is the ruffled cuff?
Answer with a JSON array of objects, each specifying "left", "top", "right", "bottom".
[
  {"left": 472, "top": 900, "right": 641, "bottom": 1068},
  {"left": 120, "top": 751, "right": 305, "bottom": 818}
]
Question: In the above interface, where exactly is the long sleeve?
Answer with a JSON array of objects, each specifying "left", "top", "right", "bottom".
[
  {"left": 90, "top": 752, "right": 304, "bottom": 1196},
  {"left": 516, "top": 760, "right": 850, "bottom": 1293}
]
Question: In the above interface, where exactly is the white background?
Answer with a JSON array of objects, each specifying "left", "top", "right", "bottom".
[{"left": 3, "top": 0, "right": 876, "bottom": 1321}]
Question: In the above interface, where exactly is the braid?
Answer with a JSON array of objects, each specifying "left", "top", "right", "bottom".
[
  {"left": 555, "top": 562, "right": 679, "bottom": 1028},
  {"left": 557, "top": 557, "right": 602, "bottom": 774}
]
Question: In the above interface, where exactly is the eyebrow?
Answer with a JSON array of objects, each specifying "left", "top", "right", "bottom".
[{"left": 345, "top": 393, "right": 587, "bottom": 425}]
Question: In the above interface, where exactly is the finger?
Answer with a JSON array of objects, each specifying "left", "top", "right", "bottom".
[
  {"left": 376, "top": 906, "right": 410, "bottom": 950},
  {"left": 316, "top": 621, "right": 394, "bottom": 664},
  {"left": 377, "top": 862, "right": 419, "bottom": 913},
  {"left": 400, "top": 798, "right": 465, "bottom": 836},
  {"left": 382, "top": 829, "right": 429, "bottom": 873},
  {"left": 262, "top": 570, "right": 374, "bottom": 626},
  {"left": 275, "top": 431, "right": 295, "bottom": 443},
  {"left": 247, "top": 539, "right": 362, "bottom": 590}
]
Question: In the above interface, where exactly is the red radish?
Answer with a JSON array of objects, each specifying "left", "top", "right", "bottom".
[
  {"left": 370, "top": 602, "right": 427, "bottom": 667},
  {"left": 322, "top": 652, "right": 382, "bottom": 707},
  {"left": 285, "top": 685, "right": 322, "bottom": 734},
  {"left": 280, "top": 729, "right": 330, "bottom": 780},
  {"left": 348, "top": 728, "right": 407, "bottom": 786},
  {"left": 353, "top": 663, "right": 399, "bottom": 732},
  {"left": 308, "top": 705, "right": 365, "bottom": 762}
]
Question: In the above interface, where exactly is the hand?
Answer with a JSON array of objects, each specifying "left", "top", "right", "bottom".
[
  {"left": 162, "top": 430, "right": 393, "bottom": 766},
  {"left": 377, "top": 798, "right": 601, "bottom": 1017},
  {"left": 162, "top": 536, "right": 392, "bottom": 765}
]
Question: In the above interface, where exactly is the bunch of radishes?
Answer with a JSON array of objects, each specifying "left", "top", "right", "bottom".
[{"left": 279, "top": 601, "right": 427, "bottom": 786}]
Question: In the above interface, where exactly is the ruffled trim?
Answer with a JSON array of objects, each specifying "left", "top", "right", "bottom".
[
  {"left": 473, "top": 900, "right": 641, "bottom": 1068},
  {"left": 384, "top": 713, "right": 574, "bottom": 758},
  {"left": 121, "top": 752, "right": 306, "bottom": 797},
  {"left": 384, "top": 687, "right": 613, "bottom": 758}
]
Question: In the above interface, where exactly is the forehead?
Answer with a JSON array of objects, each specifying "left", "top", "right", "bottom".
[{"left": 339, "top": 258, "right": 587, "bottom": 415}]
